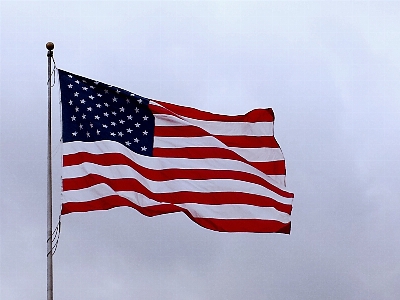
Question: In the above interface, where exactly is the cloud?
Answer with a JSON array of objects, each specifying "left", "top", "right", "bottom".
[{"left": 1, "top": 1, "right": 400, "bottom": 299}]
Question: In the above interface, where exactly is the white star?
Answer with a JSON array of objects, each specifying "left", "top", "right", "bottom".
[
  {"left": 127, "top": 128, "right": 133, "bottom": 133},
  {"left": 82, "top": 80, "right": 86, "bottom": 83},
  {"left": 143, "top": 130, "right": 148, "bottom": 135},
  {"left": 102, "top": 124, "right": 108, "bottom": 128},
  {"left": 79, "top": 124, "right": 83, "bottom": 130},
  {"left": 135, "top": 107, "right": 139, "bottom": 113},
  {"left": 87, "top": 107, "right": 92, "bottom": 111},
  {"left": 90, "top": 86, "right": 95, "bottom": 89},
  {"left": 96, "top": 130, "right": 100, "bottom": 135},
  {"left": 104, "top": 112, "right": 109, "bottom": 117},
  {"left": 126, "top": 99, "right": 130, "bottom": 103},
  {"left": 120, "top": 107, "right": 125, "bottom": 112},
  {"left": 89, "top": 123, "right": 93, "bottom": 128},
  {"left": 89, "top": 95, "right": 94, "bottom": 100},
  {"left": 94, "top": 81, "right": 99, "bottom": 85},
  {"left": 104, "top": 103, "right": 109, "bottom": 107},
  {"left": 82, "top": 87, "right": 88, "bottom": 91},
  {"left": 118, "top": 132, "right": 123, "bottom": 137},
  {"left": 97, "top": 93, "right": 102, "bottom": 97},
  {"left": 75, "top": 80, "right": 80, "bottom": 84},
  {"left": 119, "top": 120, "right": 125, "bottom": 124},
  {"left": 110, "top": 132, "right": 116, "bottom": 136},
  {"left": 68, "top": 84, "right": 73, "bottom": 88},
  {"left": 111, "top": 122, "right": 116, "bottom": 126},
  {"left": 112, "top": 97, "right": 118, "bottom": 102},
  {"left": 69, "top": 100, "right": 73, "bottom": 105},
  {"left": 134, "top": 138, "right": 139, "bottom": 143},
  {"left": 112, "top": 111, "right": 117, "bottom": 116},
  {"left": 125, "top": 141, "right": 131, "bottom": 146},
  {"left": 71, "top": 115, "right": 76, "bottom": 121},
  {"left": 141, "top": 146, "right": 147, "bottom": 151},
  {"left": 104, "top": 89, "right": 108, "bottom": 93},
  {"left": 74, "top": 92, "right": 79, "bottom": 97},
  {"left": 137, "top": 99, "right": 142, "bottom": 104},
  {"left": 75, "top": 107, "right": 79, "bottom": 112},
  {"left": 72, "top": 131, "right": 77, "bottom": 136},
  {"left": 143, "top": 115, "right": 148, "bottom": 121},
  {"left": 86, "top": 132, "right": 90, "bottom": 137},
  {"left": 80, "top": 99, "right": 86, "bottom": 104},
  {"left": 68, "top": 75, "right": 72, "bottom": 78},
  {"left": 82, "top": 114, "right": 86, "bottom": 119},
  {"left": 96, "top": 104, "right": 102, "bottom": 108},
  {"left": 116, "top": 89, "right": 120, "bottom": 94},
  {"left": 130, "top": 93, "right": 135, "bottom": 97},
  {"left": 127, "top": 115, "right": 132, "bottom": 120},
  {"left": 94, "top": 115, "right": 100, "bottom": 120},
  {"left": 135, "top": 123, "right": 140, "bottom": 127}
]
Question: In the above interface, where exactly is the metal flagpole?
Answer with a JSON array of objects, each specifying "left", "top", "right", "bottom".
[{"left": 46, "top": 41, "right": 54, "bottom": 300}]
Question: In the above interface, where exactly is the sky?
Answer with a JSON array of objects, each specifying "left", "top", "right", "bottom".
[{"left": 1, "top": 1, "right": 400, "bottom": 299}]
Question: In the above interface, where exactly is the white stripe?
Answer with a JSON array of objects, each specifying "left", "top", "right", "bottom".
[
  {"left": 63, "top": 162, "right": 292, "bottom": 205},
  {"left": 153, "top": 136, "right": 284, "bottom": 162},
  {"left": 63, "top": 140, "right": 290, "bottom": 191},
  {"left": 267, "top": 175, "right": 285, "bottom": 185},
  {"left": 176, "top": 203, "right": 290, "bottom": 222},
  {"left": 62, "top": 185, "right": 290, "bottom": 222},
  {"left": 154, "top": 114, "right": 274, "bottom": 136},
  {"left": 62, "top": 183, "right": 159, "bottom": 207}
]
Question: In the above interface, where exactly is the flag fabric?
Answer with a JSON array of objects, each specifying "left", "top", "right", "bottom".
[{"left": 59, "top": 69, "right": 294, "bottom": 233}]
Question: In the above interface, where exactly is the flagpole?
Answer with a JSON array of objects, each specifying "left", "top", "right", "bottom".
[{"left": 46, "top": 41, "right": 54, "bottom": 300}]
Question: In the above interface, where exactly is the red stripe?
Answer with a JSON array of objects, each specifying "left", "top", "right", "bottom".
[
  {"left": 61, "top": 195, "right": 181, "bottom": 216},
  {"left": 194, "top": 218, "right": 291, "bottom": 233},
  {"left": 153, "top": 147, "right": 286, "bottom": 175},
  {"left": 154, "top": 125, "right": 207, "bottom": 137},
  {"left": 63, "top": 152, "right": 292, "bottom": 197},
  {"left": 61, "top": 196, "right": 290, "bottom": 233},
  {"left": 216, "top": 135, "right": 279, "bottom": 148},
  {"left": 63, "top": 174, "right": 292, "bottom": 213},
  {"left": 149, "top": 101, "right": 275, "bottom": 122},
  {"left": 154, "top": 126, "right": 280, "bottom": 148}
]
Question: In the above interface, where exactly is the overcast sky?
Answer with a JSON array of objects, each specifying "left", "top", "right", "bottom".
[{"left": 1, "top": 1, "right": 400, "bottom": 299}]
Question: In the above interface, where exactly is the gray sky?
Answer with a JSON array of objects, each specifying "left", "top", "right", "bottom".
[{"left": 1, "top": 1, "right": 400, "bottom": 299}]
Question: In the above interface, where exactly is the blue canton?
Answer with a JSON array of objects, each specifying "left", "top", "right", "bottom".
[{"left": 59, "top": 69, "right": 154, "bottom": 156}]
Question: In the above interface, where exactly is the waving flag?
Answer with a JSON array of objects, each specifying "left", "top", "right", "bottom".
[{"left": 59, "top": 69, "right": 294, "bottom": 233}]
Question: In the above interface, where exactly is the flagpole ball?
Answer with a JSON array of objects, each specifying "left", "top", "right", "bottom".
[{"left": 46, "top": 42, "right": 54, "bottom": 51}]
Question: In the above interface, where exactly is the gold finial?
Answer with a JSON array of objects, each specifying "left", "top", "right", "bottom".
[{"left": 46, "top": 42, "right": 54, "bottom": 51}]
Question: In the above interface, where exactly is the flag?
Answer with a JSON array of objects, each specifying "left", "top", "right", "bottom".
[{"left": 59, "top": 69, "right": 294, "bottom": 233}]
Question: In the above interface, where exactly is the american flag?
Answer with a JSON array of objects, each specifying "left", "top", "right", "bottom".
[{"left": 59, "top": 69, "right": 294, "bottom": 233}]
